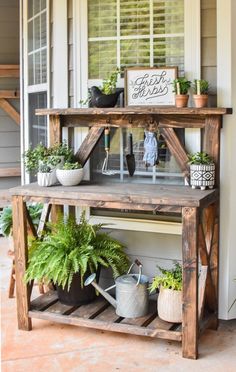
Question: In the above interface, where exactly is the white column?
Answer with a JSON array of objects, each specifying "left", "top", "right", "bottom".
[{"left": 217, "top": 0, "right": 236, "bottom": 320}]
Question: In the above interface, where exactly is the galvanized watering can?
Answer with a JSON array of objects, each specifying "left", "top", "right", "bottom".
[{"left": 84, "top": 259, "right": 149, "bottom": 318}]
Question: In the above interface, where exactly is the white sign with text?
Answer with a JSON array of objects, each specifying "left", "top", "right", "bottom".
[{"left": 125, "top": 67, "right": 177, "bottom": 106}]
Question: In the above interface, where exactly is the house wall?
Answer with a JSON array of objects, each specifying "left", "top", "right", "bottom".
[{"left": 0, "top": 0, "right": 21, "bottom": 190}]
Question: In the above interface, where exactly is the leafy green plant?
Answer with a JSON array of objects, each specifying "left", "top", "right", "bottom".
[
  {"left": 62, "top": 162, "right": 82, "bottom": 170},
  {"left": 193, "top": 79, "right": 209, "bottom": 95},
  {"left": 38, "top": 162, "right": 52, "bottom": 173},
  {"left": 172, "top": 77, "right": 191, "bottom": 95},
  {"left": 149, "top": 262, "right": 182, "bottom": 293},
  {"left": 23, "top": 142, "right": 74, "bottom": 172},
  {"left": 24, "top": 212, "right": 130, "bottom": 290},
  {"left": 0, "top": 204, "right": 43, "bottom": 237},
  {"left": 188, "top": 151, "right": 213, "bottom": 165},
  {"left": 101, "top": 68, "right": 120, "bottom": 95}
]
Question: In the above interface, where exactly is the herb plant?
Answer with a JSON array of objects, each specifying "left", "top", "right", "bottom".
[
  {"left": 62, "top": 162, "right": 82, "bottom": 170},
  {"left": 38, "top": 162, "right": 52, "bottom": 173},
  {"left": 193, "top": 79, "right": 209, "bottom": 95},
  {"left": 24, "top": 212, "right": 130, "bottom": 290},
  {"left": 149, "top": 262, "right": 182, "bottom": 293},
  {"left": 0, "top": 204, "right": 43, "bottom": 237},
  {"left": 173, "top": 77, "right": 191, "bottom": 95},
  {"left": 188, "top": 152, "right": 213, "bottom": 165},
  {"left": 101, "top": 68, "right": 120, "bottom": 95}
]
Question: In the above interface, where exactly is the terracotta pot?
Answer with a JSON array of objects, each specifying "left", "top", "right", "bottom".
[
  {"left": 157, "top": 286, "right": 182, "bottom": 323},
  {"left": 175, "top": 94, "right": 189, "bottom": 108},
  {"left": 193, "top": 94, "right": 208, "bottom": 108}
]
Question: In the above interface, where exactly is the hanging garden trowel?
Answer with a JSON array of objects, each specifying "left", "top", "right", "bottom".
[{"left": 126, "top": 133, "right": 135, "bottom": 176}]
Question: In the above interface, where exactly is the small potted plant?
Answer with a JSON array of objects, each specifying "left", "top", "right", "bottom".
[
  {"left": 90, "top": 68, "right": 124, "bottom": 108},
  {"left": 23, "top": 142, "right": 74, "bottom": 186},
  {"left": 149, "top": 262, "right": 182, "bottom": 323},
  {"left": 188, "top": 151, "right": 215, "bottom": 190},
  {"left": 172, "top": 77, "right": 191, "bottom": 108},
  {"left": 56, "top": 161, "right": 83, "bottom": 186},
  {"left": 37, "top": 162, "right": 55, "bottom": 187},
  {"left": 193, "top": 79, "right": 209, "bottom": 108},
  {"left": 24, "top": 212, "right": 130, "bottom": 306}
]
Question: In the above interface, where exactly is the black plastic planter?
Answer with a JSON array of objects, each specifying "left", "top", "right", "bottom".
[{"left": 56, "top": 269, "right": 100, "bottom": 306}]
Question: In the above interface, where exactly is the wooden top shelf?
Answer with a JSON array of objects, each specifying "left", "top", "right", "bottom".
[
  {"left": 36, "top": 107, "right": 232, "bottom": 116},
  {"left": 10, "top": 182, "right": 218, "bottom": 209}
]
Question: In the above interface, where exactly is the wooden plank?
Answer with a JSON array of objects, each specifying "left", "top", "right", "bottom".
[
  {"left": 12, "top": 196, "right": 32, "bottom": 330},
  {"left": 182, "top": 207, "right": 199, "bottom": 359},
  {"left": 30, "top": 291, "right": 58, "bottom": 311},
  {"left": 75, "top": 127, "right": 104, "bottom": 167},
  {"left": 37, "top": 204, "right": 52, "bottom": 237},
  {"left": 147, "top": 316, "right": 175, "bottom": 332},
  {"left": 198, "top": 266, "right": 208, "bottom": 320},
  {"left": 71, "top": 298, "right": 109, "bottom": 319},
  {"left": 95, "top": 305, "right": 121, "bottom": 322},
  {"left": 25, "top": 204, "right": 38, "bottom": 238},
  {"left": 46, "top": 301, "right": 78, "bottom": 315},
  {"left": 28, "top": 310, "right": 182, "bottom": 341},
  {"left": 203, "top": 203, "right": 216, "bottom": 256},
  {"left": 208, "top": 217, "right": 219, "bottom": 329},
  {"left": 35, "top": 107, "right": 233, "bottom": 116},
  {"left": 0, "top": 90, "right": 20, "bottom": 99},
  {"left": 0, "top": 98, "right": 20, "bottom": 125},
  {"left": 121, "top": 300, "right": 157, "bottom": 326},
  {"left": 0, "top": 189, "right": 11, "bottom": 207},
  {"left": 0, "top": 64, "right": 19, "bottom": 78},
  {"left": 0, "top": 167, "right": 21, "bottom": 177},
  {"left": 10, "top": 183, "right": 218, "bottom": 208},
  {"left": 161, "top": 128, "right": 189, "bottom": 179}
]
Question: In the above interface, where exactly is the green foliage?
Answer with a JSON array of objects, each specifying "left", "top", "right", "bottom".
[
  {"left": 38, "top": 162, "right": 52, "bottom": 173},
  {"left": 0, "top": 204, "right": 43, "bottom": 237},
  {"left": 149, "top": 262, "right": 182, "bottom": 293},
  {"left": 23, "top": 142, "right": 74, "bottom": 172},
  {"left": 101, "top": 68, "right": 120, "bottom": 95},
  {"left": 172, "top": 77, "right": 191, "bottom": 95},
  {"left": 193, "top": 79, "right": 209, "bottom": 94},
  {"left": 188, "top": 152, "right": 213, "bottom": 165},
  {"left": 24, "top": 212, "right": 130, "bottom": 291},
  {"left": 62, "top": 162, "right": 82, "bottom": 170}
]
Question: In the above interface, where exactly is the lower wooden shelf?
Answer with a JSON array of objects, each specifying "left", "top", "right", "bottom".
[{"left": 29, "top": 291, "right": 182, "bottom": 342}]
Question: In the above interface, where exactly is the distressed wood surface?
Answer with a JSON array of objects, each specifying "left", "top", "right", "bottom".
[
  {"left": 12, "top": 196, "right": 32, "bottom": 330},
  {"left": 0, "top": 98, "right": 20, "bottom": 125},
  {"left": 36, "top": 107, "right": 232, "bottom": 116},
  {"left": 10, "top": 182, "right": 217, "bottom": 209},
  {"left": 0, "top": 64, "right": 20, "bottom": 77},
  {"left": 0, "top": 90, "right": 20, "bottom": 99},
  {"left": 182, "top": 207, "right": 199, "bottom": 359},
  {"left": 0, "top": 167, "right": 21, "bottom": 177},
  {"left": 75, "top": 127, "right": 104, "bottom": 166}
]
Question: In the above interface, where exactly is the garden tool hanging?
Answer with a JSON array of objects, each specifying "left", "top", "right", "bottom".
[
  {"left": 102, "top": 128, "right": 117, "bottom": 176},
  {"left": 126, "top": 132, "right": 136, "bottom": 176}
]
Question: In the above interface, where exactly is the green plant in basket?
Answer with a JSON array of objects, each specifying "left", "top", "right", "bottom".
[
  {"left": 149, "top": 262, "right": 182, "bottom": 293},
  {"left": 24, "top": 212, "right": 130, "bottom": 291}
]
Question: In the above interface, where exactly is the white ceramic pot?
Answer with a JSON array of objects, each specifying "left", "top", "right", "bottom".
[
  {"left": 39, "top": 156, "right": 64, "bottom": 185},
  {"left": 190, "top": 163, "right": 215, "bottom": 190},
  {"left": 37, "top": 172, "right": 55, "bottom": 187},
  {"left": 157, "top": 286, "right": 182, "bottom": 323},
  {"left": 56, "top": 168, "right": 84, "bottom": 186}
]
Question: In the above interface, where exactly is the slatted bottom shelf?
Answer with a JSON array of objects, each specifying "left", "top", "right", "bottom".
[{"left": 29, "top": 291, "right": 182, "bottom": 342}]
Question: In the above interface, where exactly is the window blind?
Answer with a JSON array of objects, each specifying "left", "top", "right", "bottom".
[{"left": 88, "top": 0, "right": 184, "bottom": 79}]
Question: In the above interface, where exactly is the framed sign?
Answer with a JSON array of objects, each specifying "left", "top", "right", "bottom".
[{"left": 125, "top": 67, "right": 177, "bottom": 106}]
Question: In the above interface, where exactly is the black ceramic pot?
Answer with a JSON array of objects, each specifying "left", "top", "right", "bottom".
[{"left": 56, "top": 269, "right": 100, "bottom": 306}]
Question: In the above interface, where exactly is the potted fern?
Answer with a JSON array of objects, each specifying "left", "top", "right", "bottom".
[
  {"left": 193, "top": 79, "right": 209, "bottom": 108},
  {"left": 25, "top": 212, "right": 130, "bottom": 306},
  {"left": 56, "top": 161, "right": 83, "bottom": 186},
  {"left": 172, "top": 77, "right": 191, "bottom": 108},
  {"left": 149, "top": 262, "right": 182, "bottom": 323},
  {"left": 188, "top": 151, "right": 215, "bottom": 190}
]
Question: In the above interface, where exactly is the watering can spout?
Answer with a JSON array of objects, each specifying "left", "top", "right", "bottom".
[{"left": 84, "top": 273, "right": 117, "bottom": 309}]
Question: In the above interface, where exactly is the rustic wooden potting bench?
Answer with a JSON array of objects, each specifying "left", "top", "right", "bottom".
[{"left": 11, "top": 107, "right": 232, "bottom": 359}]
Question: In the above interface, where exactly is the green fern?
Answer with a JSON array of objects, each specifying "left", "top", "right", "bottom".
[{"left": 25, "top": 212, "right": 130, "bottom": 290}]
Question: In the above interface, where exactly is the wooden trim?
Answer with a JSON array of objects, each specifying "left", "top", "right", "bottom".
[
  {"left": 0, "top": 64, "right": 20, "bottom": 78},
  {"left": 49, "top": 115, "right": 62, "bottom": 145},
  {"left": 74, "top": 127, "right": 104, "bottom": 166},
  {"left": 12, "top": 196, "right": 32, "bottom": 330},
  {"left": 0, "top": 90, "right": 20, "bottom": 99},
  {"left": 0, "top": 167, "right": 21, "bottom": 177},
  {"left": 0, "top": 98, "right": 20, "bottom": 125}
]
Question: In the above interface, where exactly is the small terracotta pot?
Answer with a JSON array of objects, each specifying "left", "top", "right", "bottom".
[
  {"left": 193, "top": 94, "right": 208, "bottom": 108},
  {"left": 175, "top": 94, "right": 189, "bottom": 108}
]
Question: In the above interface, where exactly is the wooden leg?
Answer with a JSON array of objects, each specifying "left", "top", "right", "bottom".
[
  {"left": 182, "top": 207, "right": 199, "bottom": 359},
  {"left": 8, "top": 260, "right": 15, "bottom": 298},
  {"left": 12, "top": 196, "right": 32, "bottom": 330},
  {"left": 208, "top": 214, "right": 219, "bottom": 329}
]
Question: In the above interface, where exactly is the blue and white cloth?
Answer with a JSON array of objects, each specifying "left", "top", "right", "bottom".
[{"left": 143, "top": 130, "right": 158, "bottom": 167}]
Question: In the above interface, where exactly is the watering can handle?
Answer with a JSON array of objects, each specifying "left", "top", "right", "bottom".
[{"left": 127, "top": 259, "right": 143, "bottom": 286}]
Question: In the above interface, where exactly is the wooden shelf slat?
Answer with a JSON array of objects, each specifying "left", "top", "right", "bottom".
[
  {"left": 0, "top": 167, "right": 21, "bottom": 177},
  {"left": 0, "top": 64, "right": 20, "bottom": 78},
  {"left": 0, "top": 90, "right": 20, "bottom": 99}
]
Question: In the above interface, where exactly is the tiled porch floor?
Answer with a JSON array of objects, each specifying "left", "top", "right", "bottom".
[{"left": 1, "top": 237, "right": 236, "bottom": 372}]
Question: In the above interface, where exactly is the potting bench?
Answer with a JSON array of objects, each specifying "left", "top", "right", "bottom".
[{"left": 11, "top": 107, "right": 232, "bottom": 359}]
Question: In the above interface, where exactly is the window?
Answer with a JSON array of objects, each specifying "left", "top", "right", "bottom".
[{"left": 88, "top": 0, "right": 184, "bottom": 81}]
